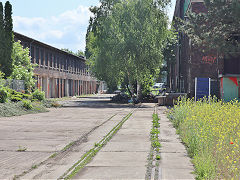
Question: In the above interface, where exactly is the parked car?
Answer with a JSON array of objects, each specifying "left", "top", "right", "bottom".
[{"left": 150, "top": 83, "right": 166, "bottom": 96}]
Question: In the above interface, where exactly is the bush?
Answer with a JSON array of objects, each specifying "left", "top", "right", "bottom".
[
  {"left": 22, "top": 99, "right": 33, "bottom": 110},
  {"left": 32, "top": 89, "right": 45, "bottom": 101},
  {"left": 10, "top": 95, "right": 23, "bottom": 102},
  {"left": 22, "top": 93, "right": 32, "bottom": 100},
  {"left": 0, "top": 87, "right": 9, "bottom": 103}
]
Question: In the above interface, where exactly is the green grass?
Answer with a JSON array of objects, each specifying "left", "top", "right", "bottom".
[
  {"left": 0, "top": 101, "right": 48, "bottom": 117},
  {"left": 17, "top": 145, "right": 27, "bottom": 152},
  {"left": 50, "top": 153, "right": 57, "bottom": 158}
]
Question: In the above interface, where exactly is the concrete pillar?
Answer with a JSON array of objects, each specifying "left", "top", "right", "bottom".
[
  {"left": 58, "top": 78, "right": 61, "bottom": 98},
  {"left": 80, "top": 80, "right": 82, "bottom": 95},
  {"left": 78, "top": 80, "right": 80, "bottom": 96},
  {"left": 47, "top": 77, "right": 49, "bottom": 98},
  {"left": 65, "top": 79, "right": 69, "bottom": 97}
]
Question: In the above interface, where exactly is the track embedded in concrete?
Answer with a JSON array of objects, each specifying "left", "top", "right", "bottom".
[{"left": 60, "top": 108, "right": 136, "bottom": 179}]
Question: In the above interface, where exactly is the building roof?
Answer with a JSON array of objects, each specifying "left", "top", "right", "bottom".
[{"left": 14, "top": 32, "right": 86, "bottom": 62}]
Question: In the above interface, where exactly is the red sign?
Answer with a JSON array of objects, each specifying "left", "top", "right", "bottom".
[{"left": 202, "top": 55, "right": 217, "bottom": 64}]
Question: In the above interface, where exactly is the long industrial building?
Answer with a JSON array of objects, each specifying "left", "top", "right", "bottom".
[{"left": 14, "top": 32, "right": 102, "bottom": 98}]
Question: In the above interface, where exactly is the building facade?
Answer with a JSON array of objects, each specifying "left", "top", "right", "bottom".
[
  {"left": 14, "top": 32, "right": 99, "bottom": 98},
  {"left": 169, "top": 0, "right": 240, "bottom": 100}
]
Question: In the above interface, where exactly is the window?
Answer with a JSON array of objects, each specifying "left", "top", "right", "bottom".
[
  {"left": 40, "top": 49, "right": 44, "bottom": 66},
  {"left": 45, "top": 52, "right": 48, "bottom": 67},
  {"left": 53, "top": 55, "right": 56, "bottom": 68},
  {"left": 30, "top": 46, "right": 35, "bottom": 63},
  {"left": 49, "top": 53, "right": 53, "bottom": 67},
  {"left": 36, "top": 47, "right": 39, "bottom": 64}
]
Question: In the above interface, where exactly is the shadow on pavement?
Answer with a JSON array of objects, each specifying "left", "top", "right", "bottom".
[{"left": 58, "top": 96, "right": 153, "bottom": 109}]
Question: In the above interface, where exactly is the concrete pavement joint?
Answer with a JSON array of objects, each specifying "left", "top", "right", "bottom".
[
  {"left": 146, "top": 104, "right": 161, "bottom": 180},
  {"left": 13, "top": 113, "right": 118, "bottom": 180},
  {"left": 59, "top": 107, "right": 138, "bottom": 179}
]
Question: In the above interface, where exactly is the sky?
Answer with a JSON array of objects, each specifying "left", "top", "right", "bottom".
[{"left": 1, "top": 0, "right": 176, "bottom": 52}]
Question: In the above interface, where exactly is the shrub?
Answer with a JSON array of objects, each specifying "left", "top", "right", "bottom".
[
  {"left": 22, "top": 99, "right": 33, "bottom": 110},
  {"left": 10, "top": 95, "right": 23, "bottom": 102},
  {"left": 32, "top": 89, "right": 45, "bottom": 101},
  {"left": 22, "top": 93, "right": 31, "bottom": 100},
  {"left": 0, "top": 87, "right": 9, "bottom": 103}
]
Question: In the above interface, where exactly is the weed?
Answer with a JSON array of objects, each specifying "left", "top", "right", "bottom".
[
  {"left": 31, "top": 165, "right": 37, "bottom": 169},
  {"left": 17, "top": 146, "right": 27, "bottom": 152},
  {"left": 22, "top": 99, "right": 33, "bottom": 110},
  {"left": 63, "top": 142, "right": 75, "bottom": 151},
  {"left": 50, "top": 153, "right": 57, "bottom": 158},
  {"left": 169, "top": 97, "right": 240, "bottom": 179},
  {"left": 156, "top": 154, "right": 161, "bottom": 160}
]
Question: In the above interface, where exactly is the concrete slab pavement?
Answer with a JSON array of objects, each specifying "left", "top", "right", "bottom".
[
  {"left": 0, "top": 94, "right": 133, "bottom": 179},
  {"left": 158, "top": 106, "right": 195, "bottom": 180},
  {"left": 73, "top": 104, "right": 155, "bottom": 179}
]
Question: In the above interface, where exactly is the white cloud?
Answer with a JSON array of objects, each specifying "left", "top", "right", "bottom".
[{"left": 13, "top": 5, "right": 92, "bottom": 52}]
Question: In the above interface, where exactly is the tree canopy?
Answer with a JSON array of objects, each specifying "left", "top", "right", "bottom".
[
  {"left": 178, "top": 0, "right": 240, "bottom": 55},
  {"left": 86, "top": 0, "right": 170, "bottom": 97},
  {"left": 0, "top": 1, "right": 13, "bottom": 77},
  {"left": 61, "top": 48, "right": 85, "bottom": 57},
  {"left": 10, "top": 41, "right": 36, "bottom": 92}
]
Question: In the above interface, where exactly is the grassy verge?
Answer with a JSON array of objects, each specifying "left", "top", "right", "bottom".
[
  {"left": 168, "top": 97, "right": 240, "bottom": 179},
  {"left": 0, "top": 101, "right": 48, "bottom": 117},
  {"left": 60, "top": 110, "right": 135, "bottom": 179},
  {"left": 49, "top": 94, "right": 94, "bottom": 102}
]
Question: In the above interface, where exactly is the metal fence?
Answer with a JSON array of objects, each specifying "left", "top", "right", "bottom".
[{"left": 0, "top": 79, "right": 25, "bottom": 91}]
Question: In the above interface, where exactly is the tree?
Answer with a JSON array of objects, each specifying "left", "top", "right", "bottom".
[
  {"left": 76, "top": 50, "right": 85, "bottom": 57},
  {"left": 10, "top": 41, "right": 36, "bottom": 92},
  {"left": 86, "top": 0, "right": 170, "bottom": 99},
  {"left": 178, "top": 0, "right": 240, "bottom": 56},
  {"left": 2, "top": 1, "right": 13, "bottom": 77},
  {"left": 61, "top": 48, "right": 85, "bottom": 57},
  {"left": 163, "top": 28, "right": 178, "bottom": 88},
  {"left": 0, "top": 2, "right": 4, "bottom": 72}
]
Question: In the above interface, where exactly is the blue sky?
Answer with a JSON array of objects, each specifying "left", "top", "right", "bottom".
[{"left": 1, "top": 0, "right": 176, "bottom": 52}]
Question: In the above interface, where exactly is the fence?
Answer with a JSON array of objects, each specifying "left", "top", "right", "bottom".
[{"left": 0, "top": 79, "right": 25, "bottom": 92}]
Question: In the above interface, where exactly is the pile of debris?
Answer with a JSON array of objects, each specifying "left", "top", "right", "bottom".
[{"left": 111, "top": 93, "right": 130, "bottom": 103}]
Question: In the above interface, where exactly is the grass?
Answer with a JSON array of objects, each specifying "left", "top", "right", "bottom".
[
  {"left": 62, "top": 142, "right": 75, "bottom": 151},
  {"left": 0, "top": 101, "right": 48, "bottom": 118},
  {"left": 49, "top": 94, "right": 93, "bottom": 102},
  {"left": 151, "top": 113, "right": 161, "bottom": 156},
  {"left": 17, "top": 145, "right": 27, "bottom": 152},
  {"left": 146, "top": 109, "right": 161, "bottom": 180},
  {"left": 169, "top": 97, "right": 240, "bottom": 179},
  {"left": 31, "top": 165, "right": 37, "bottom": 169},
  {"left": 50, "top": 153, "right": 57, "bottom": 158}
]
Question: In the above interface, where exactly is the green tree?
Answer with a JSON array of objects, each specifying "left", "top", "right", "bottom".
[
  {"left": 179, "top": 0, "right": 240, "bottom": 55},
  {"left": 10, "top": 41, "right": 36, "bottom": 92},
  {"left": 76, "top": 50, "right": 85, "bottom": 57},
  {"left": 87, "top": 0, "right": 169, "bottom": 99},
  {"left": 61, "top": 48, "right": 85, "bottom": 57},
  {"left": 0, "top": 2, "right": 4, "bottom": 72},
  {"left": 2, "top": 1, "right": 13, "bottom": 77}
]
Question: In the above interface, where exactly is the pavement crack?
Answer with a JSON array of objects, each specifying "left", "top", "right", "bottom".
[{"left": 13, "top": 113, "right": 118, "bottom": 180}]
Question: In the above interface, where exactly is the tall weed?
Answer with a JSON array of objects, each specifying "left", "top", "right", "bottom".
[{"left": 169, "top": 97, "right": 240, "bottom": 179}]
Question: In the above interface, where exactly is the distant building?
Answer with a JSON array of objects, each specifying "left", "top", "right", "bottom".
[
  {"left": 14, "top": 32, "right": 99, "bottom": 98},
  {"left": 170, "top": 0, "right": 240, "bottom": 101}
]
